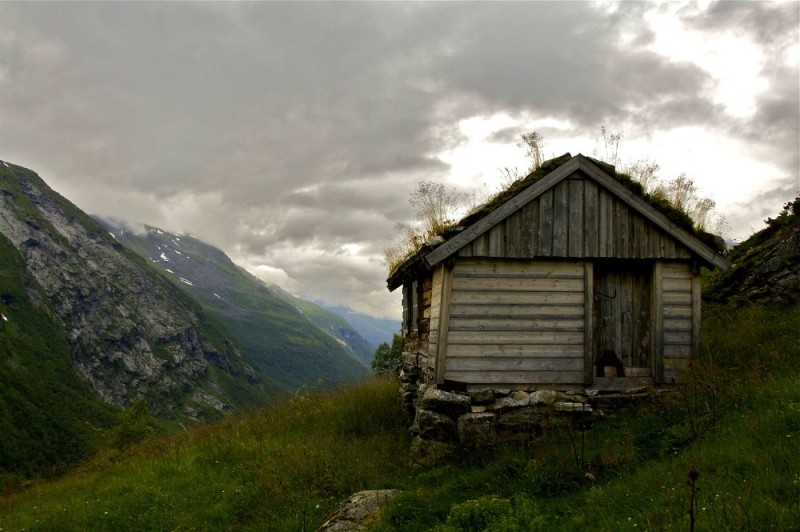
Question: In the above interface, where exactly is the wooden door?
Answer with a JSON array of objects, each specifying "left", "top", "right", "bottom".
[{"left": 593, "top": 263, "right": 651, "bottom": 375}]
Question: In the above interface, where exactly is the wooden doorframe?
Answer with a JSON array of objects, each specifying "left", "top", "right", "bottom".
[{"left": 592, "top": 259, "right": 655, "bottom": 376}]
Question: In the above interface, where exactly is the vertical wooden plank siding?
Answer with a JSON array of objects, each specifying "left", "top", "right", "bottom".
[
  {"left": 444, "top": 258, "right": 586, "bottom": 387},
  {"left": 552, "top": 180, "right": 569, "bottom": 256},
  {"left": 538, "top": 189, "right": 554, "bottom": 256},
  {"left": 691, "top": 265, "right": 701, "bottom": 361},
  {"left": 402, "top": 284, "right": 410, "bottom": 334},
  {"left": 568, "top": 179, "right": 584, "bottom": 257},
  {"left": 584, "top": 261, "right": 594, "bottom": 385},
  {"left": 411, "top": 280, "right": 419, "bottom": 333},
  {"left": 651, "top": 261, "right": 664, "bottom": 383},
  {"left": 506, "top": 211, "right": 522, "bottom": 257},
  {"left": 452, "top": 175, "right": 697, "bottom": 262},
  {"left": 662, "top": 262, "right": 693, "bottom": 382},
  {"left": 427, "top": 266, "right": 444, "bottom": 378},
  {"left": 434, "top": 263, "right": 454, "bottom": 384},
  {"left": 488, "top": 225, "right": 505, "bottom": 257},
  {"left": 584, "top": 180, "right": 599, "bottom": 257}
]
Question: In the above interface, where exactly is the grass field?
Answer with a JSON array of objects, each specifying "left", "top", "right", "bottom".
[{"left": 1, "top": 303, "right": 798, "bottom": 531}]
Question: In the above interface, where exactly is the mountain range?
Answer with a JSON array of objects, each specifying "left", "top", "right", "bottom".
[
  {"left": 0, "top": 159, "right": 395, "bottom": 478},
  {"left": 98, "top": 220, "right": 375, "bottom": 389}
]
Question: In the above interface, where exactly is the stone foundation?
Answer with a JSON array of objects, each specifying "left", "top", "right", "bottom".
[{"left": 397, "top": 362, "right": 658, "bottom": 468}]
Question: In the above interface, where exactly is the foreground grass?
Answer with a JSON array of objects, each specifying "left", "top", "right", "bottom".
[
  {"left": 1, "top": 304, "right": 798, "bottom": 530},
  {"left": 0, "top": 378, "right": 410, "bottom": 530}
]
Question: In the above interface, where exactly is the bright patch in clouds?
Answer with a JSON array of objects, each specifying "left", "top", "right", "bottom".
[{"left": 645, "top": 4, "right": 767, "bottom": 118}]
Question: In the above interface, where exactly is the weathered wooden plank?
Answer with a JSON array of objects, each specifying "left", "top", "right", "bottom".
[
  {"left": 616, "top": 201, "right": 631, "bottom": 258},
  {"left": 424, "top": 156, "right": 581, "bottom": 267},
  {"left": 519, "top": 199, "right": 539, "bottom": 259},
  {"left": 402, "top": 284, "right": 410, "bottom": 334},
  {"left": 664, "top": 331, "right": 692, "bottom": 345},
  {"left": 651, "top": 261, "right": 664, "bottom": 383},
  {"left": 692, "top": 268, "right": 701, "bottom": 360},
  {"left": 447, "top": 330, "right": 584, "bottom": 345},
  {"left": 411, "top": 280, "right": 419, "bottom": 332},
  {"left": 552, "top": 180, "right": 569, "bottom": 256},
  {"left": 449, "top": 303, "right": 584, "bottom": 319},
  {"left": 664, "top": 295, "right": 692, "bottom": 308},
  {"left": 445, "top": 371, "right": 584, "bottom": 385},
  {"left": 584, "top": 180, "right": 599, "bottom": 257},
  {"left": 631, "top": 212, "right": 645, "bottom": 258},
  {"left": 664, "top": 318, "right": 692, "bottom": 332},
  {"left": 446, "top": 357, "right": 584, "bottom": 372},
  {"left": 453, "top": 259, "right": 584, "bottom": 276},
  {"left": 648, "top": 224, "right": 661, "bottom": 257},
  {"left": 664, "top": 344, "right": 691, "bottom": 357},
  {"left": 598, "top": 189, "right": 610, "bottom": 257},
  {"left": 664, "top": 306, "right": 692, "bottom": 319},
  {"left": 434, "top": 264, "right": 453, "bottom": 384},
  {"left": 620, "top": 271, "right": 633, "bottom": 366},
  {"left": 472, "top": 234, "right": 488, "bottom": 256},
  {"left": 458, "top": 243, "right": 473, "bottom": 257},
  {"left": 632, "top": 270, "right": 651, "bottom": 368},
  {"left": 568, "top": 178, "right": 584, "bottom": 257},
  {"left": 451, "top": 277, "right": 584, "bottom": 292},
  {"left": 448, "top": 317, "right": 585, "bottom": 332},
  {"left": 451, "top": 291, "right": 584, "bottom": 305},
  {"left": 663, "top": 262, "right": 691, "bottom": 276},
  {"left": 487, "top": 224, "right": 505, "bottom": 257},
  {"left": 538, "top": 188, "right": 554, "bottom": 256},
  {"left": 446, "top": 344, "right": 584, "bottom": 358},
  {"left": 452, "top": 271, "right": 584, "bottom": 281},
  {"left": 505, "top": 210, "right": 522, "bottom": 258},
  {"left": 584, "top": 261, "right": 594, "bottom": 384},
  {"left": 663, "top": 278, "right": 692, "bottom": 292}
]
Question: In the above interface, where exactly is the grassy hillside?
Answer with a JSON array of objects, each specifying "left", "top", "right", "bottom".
[{"left": 1, "top": 302, "right": 797, "bottom": 530}]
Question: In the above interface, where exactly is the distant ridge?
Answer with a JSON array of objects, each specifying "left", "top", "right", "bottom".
[
  {"left": 99, "top": 220, "right": 370, "bottom": 391},
  {"left": 317, "top": 303, "right": 400, "bottom": 349}
]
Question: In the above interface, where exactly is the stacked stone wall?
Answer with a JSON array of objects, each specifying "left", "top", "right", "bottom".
[{"left": 397, "top": 361, "right": 657, "bottom": 467}]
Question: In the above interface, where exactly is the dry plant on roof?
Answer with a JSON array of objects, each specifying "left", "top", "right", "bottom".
[{"left": 383, "top": 181, "right": 470, "bottom": 273}]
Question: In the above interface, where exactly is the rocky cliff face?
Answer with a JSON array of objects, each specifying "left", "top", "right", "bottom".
[
  {"left": 0, "top": 160, "right": 262, "bottom": 418},
  {"left": 704, "top": 197, "right": 800, "bottom": 306}
]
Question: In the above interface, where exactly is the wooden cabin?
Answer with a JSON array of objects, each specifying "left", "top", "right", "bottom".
[{"left": 387, "top": 154, "right": 728, "bottom": 390}]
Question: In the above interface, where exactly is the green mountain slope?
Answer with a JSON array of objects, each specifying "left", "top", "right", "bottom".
[
  {"left": 317, "top": 303, "right": 400, "bottom": 350},
  {"left": 99, "top": 221, "right": 369, "bottom": 391},
  {"left": 0, "top": 161, "right": 268, "bottom": 423},
  {"left": 268, "top": 284, "right": 376, "bottom": 365}
]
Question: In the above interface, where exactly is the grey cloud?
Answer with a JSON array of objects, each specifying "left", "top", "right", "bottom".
[
  {"left": 685, "top": 1, "right": 799, "bottom": 47},
  {"left": 0, "top": 1, "right": 796, "bottom": 317}
]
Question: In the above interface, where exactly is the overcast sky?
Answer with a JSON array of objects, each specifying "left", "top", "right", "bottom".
[{"left": 1, "top": 1, "right": 797, "bottom": 319}]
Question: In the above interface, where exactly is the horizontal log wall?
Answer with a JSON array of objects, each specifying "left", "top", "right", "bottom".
[
  {"left": 662, "top": 262, "right": 693, "bottom": 381},
  {"left": 422, "top": 266, "right": 444, "bottom": 382},
  {"left": 457, "top": 177, "right": 693, "bottom": 261},
  {"left": 444, "top": 259, "right": 585, "bottom": 387}
]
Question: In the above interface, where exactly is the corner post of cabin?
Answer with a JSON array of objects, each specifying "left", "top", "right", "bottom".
[
  {"left": 434, "top": 262, "right": 454, "bottom": 385},
  {"left": 651, "top": 261, "right": 664, "bottom": 383},
  {"left": 583, "top": 260, "right": 594, "bottom": 385},
  {"left": 691, "top": 261, "right": 701, "bottom": 363}
]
